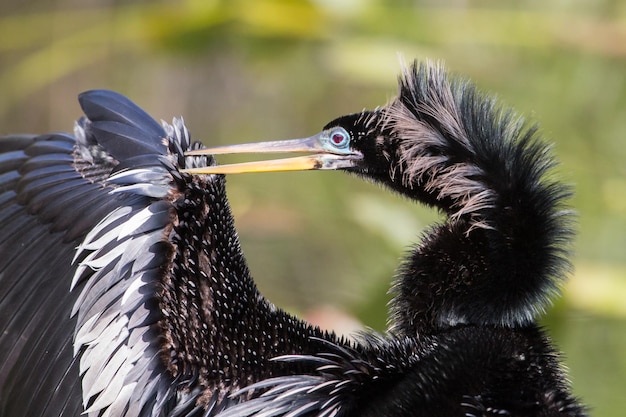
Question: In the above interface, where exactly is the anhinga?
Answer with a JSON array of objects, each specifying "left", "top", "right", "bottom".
[{"left": 0, "top": 61, "right": 586, "bottom": 417}]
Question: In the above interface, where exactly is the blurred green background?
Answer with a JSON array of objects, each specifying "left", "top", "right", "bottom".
[{"left": 1, "top": 0, "right": 625, "bottom": 415}]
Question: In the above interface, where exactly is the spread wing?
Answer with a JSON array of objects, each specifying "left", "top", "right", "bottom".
[
  {"left": 0, "top": 90, "right": 336, "bottom": 417},
  {"left": 0, "top": 90, "right": 202, "bottom": 417}
]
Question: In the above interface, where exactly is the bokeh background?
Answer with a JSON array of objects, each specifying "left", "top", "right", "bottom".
[{"left": 1, "top": 0, "right": 625, "bottom": 415}]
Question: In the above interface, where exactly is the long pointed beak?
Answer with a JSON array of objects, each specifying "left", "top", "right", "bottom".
[{"left": 182, "top": 131, "right": 362, "bottom": 174}]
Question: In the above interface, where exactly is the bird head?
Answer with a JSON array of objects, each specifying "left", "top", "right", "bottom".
[{"left": 183, "top": 113, "right": 372, "bottom": 173}]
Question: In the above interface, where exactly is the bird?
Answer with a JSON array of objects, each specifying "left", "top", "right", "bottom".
[{"left": 0, "top": 60, "right": 587, "bottom": 417}]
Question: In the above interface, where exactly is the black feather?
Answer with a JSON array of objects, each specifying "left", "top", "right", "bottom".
[{"left": 78, "top": 90, "right": 166, "bottom": 141}]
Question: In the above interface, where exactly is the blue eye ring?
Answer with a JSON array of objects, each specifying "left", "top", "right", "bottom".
[{"left": 328, "top": 127, "right": 350, "bottom": 149}]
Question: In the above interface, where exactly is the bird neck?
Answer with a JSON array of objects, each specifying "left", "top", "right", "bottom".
[
  {"left": 158, "top": 173, "right": 329, "bottom": 399},
  {"left": 381, "top": 93, "right": 572, "bottom": 333}
]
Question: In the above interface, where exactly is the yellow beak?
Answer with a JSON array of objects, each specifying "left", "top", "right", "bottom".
[{"left": 182, "top": 130, "right": 362, "bottom": 174}]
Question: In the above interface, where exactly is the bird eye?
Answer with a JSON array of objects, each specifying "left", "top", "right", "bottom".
[{"left": 328, "top": 127, "right": 350, "bottom": 149}]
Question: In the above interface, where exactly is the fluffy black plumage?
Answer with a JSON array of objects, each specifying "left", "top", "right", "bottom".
[
  {"left": 0, "top": 61, "right": 587, "bottom": 417},
  {"left": 322, "top": 63, "right": 574, "bottom": 332}
]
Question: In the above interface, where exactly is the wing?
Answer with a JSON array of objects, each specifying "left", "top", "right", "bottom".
[
  {"left": 0, "top": 90, "right": 196, "bottom": 417},
  {"left": 0, "top": 90, "right": 336, "bottom": 417},
  {"left": 0, "top": 133, "right": 89, "bottom": 417}
]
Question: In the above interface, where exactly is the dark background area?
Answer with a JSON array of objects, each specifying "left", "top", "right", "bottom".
[{"left": 1, "top": 1, "right": 625, "bottom": 415}]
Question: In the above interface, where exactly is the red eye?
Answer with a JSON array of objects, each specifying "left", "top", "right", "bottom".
[
  {"left": 329, "top": 128, "right": 350, "bottom": 148},
  {"left": 332, "top": 133, "right": 345, "bottom": 144}
]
